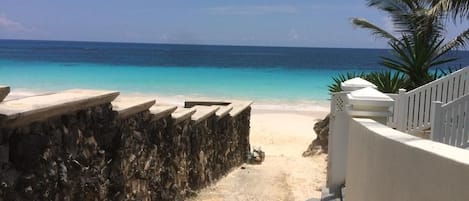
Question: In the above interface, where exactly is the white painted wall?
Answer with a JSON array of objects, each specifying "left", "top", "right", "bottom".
[
  {"left": 346, "top": 118, "right": 469, "bottom": 201},
  {"left": 327, "top": 93, "right": 349, "bottom": 192}
]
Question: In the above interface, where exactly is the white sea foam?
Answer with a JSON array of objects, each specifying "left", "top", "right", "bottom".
[{"left": 5, "top": 88, "right": 331, "bottom": 114}]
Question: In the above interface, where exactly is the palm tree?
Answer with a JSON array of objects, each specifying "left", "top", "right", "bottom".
[
  {"left": 381, "top": 33, "right": 457, "bottom": 88},
  {"left": 429, "top": 0, "right": 469, "bottom": 19},
  {"left": 352, "top": 0, "right": 469, "bottom": 89}
]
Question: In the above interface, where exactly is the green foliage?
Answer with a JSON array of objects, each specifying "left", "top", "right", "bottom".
[
  {"left": 350, "top": 0, "right": 469, "bottom": 90},
  {"left": 329, "top": 0, "right": 469, "bottom": 94},
  {"left": 365, "top": 71, "right": 407, "bottom": 93},
  {"left": 430, "top": 0, "right": 469, "bottom": 20},
  {"left": 382, "top": 34, "right": 457, "bottom": 89},
  {"left": 328, "top": 71, "right": 407, "bottom": 93},
  {"left": 328, "top": 72, "right": 367, "bottom": 93}
]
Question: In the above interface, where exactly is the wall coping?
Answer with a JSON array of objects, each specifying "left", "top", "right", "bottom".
[
  {"left": 215, "top": 105, "right": 233, "bottom": 120},
  {"left": 229, "top": 101, "right": 253, "bottom": 117},
  {"left": 353, "top": 118, "right": 469, "bottom": 165},
  {"left": 184, "top": 100, "right": 252, "bottom": 118},
  {"left": 150, "top": 105, "right": 177, "bottom": 121},
  {"left": 112, "top": 96, "right": 156, "bottom": 119},
  {"left": 171, "top": 107, "right": 196, "bottom": 125},
  {"left": 0, "top": 86, "right": 10, "bottom": 102},
  {"left": 191, "top": 106, "right": 220, "bottom": 125},
  {"left": 0, "top": 89, "right": 119, "bottom": 127}
]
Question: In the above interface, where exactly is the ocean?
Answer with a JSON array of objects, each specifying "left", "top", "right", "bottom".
[{"left": 1, "top": 39, "right": 468, "bottom": 111}]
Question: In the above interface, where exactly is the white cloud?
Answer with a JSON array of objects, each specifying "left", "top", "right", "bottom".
[
  {"left": 0, "top": 15, "right": 30, "bottom": 33},
  {"left": 207, "top": 5, "right": 297, "bottom": 15}
]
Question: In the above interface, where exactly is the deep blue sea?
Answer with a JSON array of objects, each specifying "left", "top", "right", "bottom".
[{"left": 1, "top": 39, "right": 469, "bottom": 109}]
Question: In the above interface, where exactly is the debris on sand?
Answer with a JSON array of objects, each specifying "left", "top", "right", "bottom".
[{"left": 247, "top": 147, "right": 265, "bottom": 164}]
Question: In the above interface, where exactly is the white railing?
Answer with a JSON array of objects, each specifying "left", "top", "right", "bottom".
[
  {"left": 386, "top": 93, "right": 399, "bottom": 128},
  {"left": 393, "top": 67, "right": 469, "bottom": 133},
  {"left": 431, "top": 94, "right": 469, "bottom": 148}
]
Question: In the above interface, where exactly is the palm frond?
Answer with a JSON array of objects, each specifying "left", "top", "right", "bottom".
[
  {"left": 365, "top": 71, "right": 408, "bottom": 93},
  {"left": 351, "top": 18, "right": 398, "bottom": 41},
  {"left": 443, "top": 27, "right": 469, "bottom": 51},
  {"left": 429, "top": 0, "right": 469, "bottom": 20}
]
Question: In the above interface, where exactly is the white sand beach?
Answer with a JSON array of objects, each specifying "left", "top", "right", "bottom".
[{"left": 190, "top": 106, "right": 330, "bottom": 201}]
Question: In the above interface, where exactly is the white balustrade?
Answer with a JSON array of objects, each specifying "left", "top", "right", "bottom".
[
  {"left": 431, "top": 95, "right": 469, "bottom": 148},
  {"left": 392, "top": 67, "right": 469, "bottom": 134}
]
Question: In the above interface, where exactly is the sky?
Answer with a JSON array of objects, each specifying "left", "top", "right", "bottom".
[{"left": 0, "top": 0, "right": 468, "bottom": 48}]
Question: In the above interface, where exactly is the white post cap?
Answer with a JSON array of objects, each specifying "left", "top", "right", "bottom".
[
  {"left": 347, "top": 87, "right": 394, "bottom": 106},
  {"left": 341, "top": 77, "right": 377, "bottom": 92}
]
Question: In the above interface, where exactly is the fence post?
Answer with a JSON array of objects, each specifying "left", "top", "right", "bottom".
[
  {"left": 396, "top": 89, "right": 407, "bottom": 131},
  {"left": 327, "top": 78, "right": 377, "bottom": 194},
  {"left": 327, "top": 92, "right": 349, "bottom": 194},
  {"left": 431, "top": 101, "right": 444, "bottom": 142}
]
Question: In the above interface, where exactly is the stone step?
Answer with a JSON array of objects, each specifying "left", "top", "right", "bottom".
[
  {"left": 150, "top": 105, "right": 177, "bottom": 121},
  {"left": 0, "top": 89, "right": 119, "bottom": 127},
  {"left": 215, "top": 105, "right": 233, "bottom": 120},
  {"left": 171, "top": 107, "right": 196, "bottom": 125},
  {"left": 191, "top": 105, "right": 220, "bottom": 124},
  {"left": 112, "top": 96, "right": 156, "bottom": 119},
  {"left": 229, "top": 101, "right": 253, "bottom": 117},
  {"left": 0, "top": 86, "right": 10, "bottom": 102}
]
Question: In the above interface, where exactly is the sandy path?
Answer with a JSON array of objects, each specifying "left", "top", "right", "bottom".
[{"left": 189, "top": 110, "right": 328, "bottom": 201}]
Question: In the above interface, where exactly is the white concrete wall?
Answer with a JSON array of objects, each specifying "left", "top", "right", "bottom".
[
  {"left": 346, "top": 118, "right": 469, "bottom": 201},
  {"left": 327, "top": 92, "right": 350, "bottom": 192}
]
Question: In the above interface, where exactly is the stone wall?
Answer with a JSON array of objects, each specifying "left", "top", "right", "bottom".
[{"left": 0, "top": 89, "right": 251, "bottom": 201}]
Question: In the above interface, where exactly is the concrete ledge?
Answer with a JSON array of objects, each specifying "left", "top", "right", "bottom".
[
  {"left": 0, "top": 86, "right": 10, "bottom": 102},
  {"left": 215, "top": 105, "right": 233, "bottom": 120},
  {"left": 112, "top": 96, "right": 156, "bottom": 119},
  {"left": 171, "top": 107, "right": 196, "bottom": 125},
  {"left": 346, "top": 118, "right": 469, "bottom": 201},
  {"left": 150, "top": 105, "right": 177, "bottom": 120},
  {"left": 229, "top": 101, "right": 253, "bottom": 117},
  {"left": 0, "top": 89, "right": 119, "bottom": 127},
  {"left": 191, "top": 106, "right": 220, "bottom": 125},
  {"left": 184, "top": 100, "right": 252, "bottom": 118}
]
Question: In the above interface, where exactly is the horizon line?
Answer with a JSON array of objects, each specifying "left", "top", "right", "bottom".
[{"left": 0, "top": 38, "right": 393, "bottom": 50}]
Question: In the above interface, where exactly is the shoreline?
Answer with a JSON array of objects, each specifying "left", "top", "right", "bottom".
[{"left": 5, "top": 88, "right": 331, "bottom": 115}]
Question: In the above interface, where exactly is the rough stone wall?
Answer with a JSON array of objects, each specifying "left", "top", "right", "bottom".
[
  {"left": 0, "top": 103, "right": 115, "bottom": 201},
  {"left": 107, "top": 111, "right": 164, "bottom": 201},
  {"left": 0, "top": 104, "right": 251, "bottom": 201},
  {"left": 188, "top": 116, "right": 216, "bottom": 190}
]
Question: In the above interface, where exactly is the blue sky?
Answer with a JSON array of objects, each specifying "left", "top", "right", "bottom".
[{"left": 0, "top": 0, "right": 467, "bottom": 48}]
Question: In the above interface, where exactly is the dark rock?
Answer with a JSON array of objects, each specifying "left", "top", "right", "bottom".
[
  {"left": 0, "top": 102, "right": 251, "bottom": 201},
  {"left": 303, "top": 114, "right": 330, "bottom": 157}
]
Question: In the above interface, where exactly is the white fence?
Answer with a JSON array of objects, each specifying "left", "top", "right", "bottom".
[
  {"left": 386, "top": 93, "right": 399, "bottom": 128},
  {"left": 393, "top": 67, "right": 469, "bottom": 133},
  {"left": 431, "top": 95, "right": 469, "bottom": 148}
]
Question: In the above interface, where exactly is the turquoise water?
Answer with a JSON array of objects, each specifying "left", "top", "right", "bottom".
[
  {"left": 0, "top": 60, "right": 339, "bottom": 101},
  {"left": 2, "top": 40, "right": 469, "bottom": 107}
]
